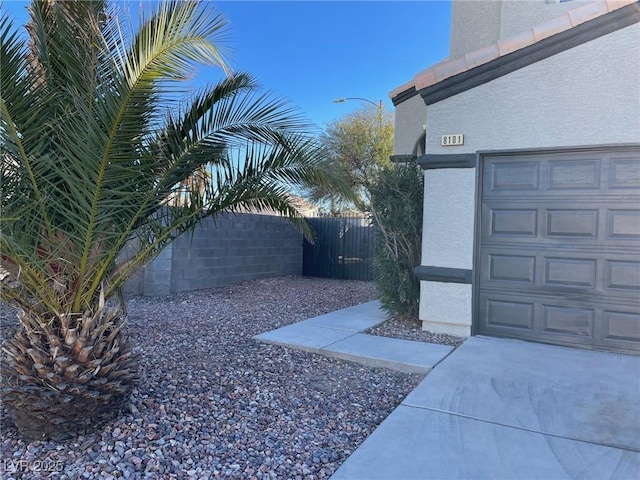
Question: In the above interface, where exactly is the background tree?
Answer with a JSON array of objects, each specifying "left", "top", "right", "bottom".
[
  {"left": 308, "top": 103, "right": 393, "bottom": 213},
  {"left": 0, "top": 0, "right": 346, "bottom": 440}
]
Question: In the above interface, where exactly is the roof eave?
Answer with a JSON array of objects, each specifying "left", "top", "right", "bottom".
[{"left": 391, "top": 1, "right": 640, "bottom": 107}]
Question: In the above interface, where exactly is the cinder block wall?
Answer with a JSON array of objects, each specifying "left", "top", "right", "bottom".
[{"left": 124, "top": 213, "right": 303, "bottom": 295}]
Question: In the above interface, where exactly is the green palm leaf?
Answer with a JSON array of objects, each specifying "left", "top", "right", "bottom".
[{"left": 0, "top": 0, "right": 349, "bottom": 441}]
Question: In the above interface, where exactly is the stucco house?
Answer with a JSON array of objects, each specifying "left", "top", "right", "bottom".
[{"left": 390, "top": 0, "right": 639, "bottom": 353}]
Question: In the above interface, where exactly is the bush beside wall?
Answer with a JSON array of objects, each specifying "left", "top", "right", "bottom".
[{"left": 370, "top": 163, "right": 423, "bottom": 319}]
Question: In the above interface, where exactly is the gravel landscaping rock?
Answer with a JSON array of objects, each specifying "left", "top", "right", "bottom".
[
  {"left": 367, "top": 316, "right": 466, "bottom": 347},
  {"left": 1, "top": 276, "right": 423, "bottom": 479}
]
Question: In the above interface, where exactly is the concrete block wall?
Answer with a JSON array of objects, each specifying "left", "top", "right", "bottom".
[{"left": 125, "top": 213, "right": 303, "bottom": 295}]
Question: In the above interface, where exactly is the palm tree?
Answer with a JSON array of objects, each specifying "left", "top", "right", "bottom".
[{"left": 0, "top": 0, "right": 344, "bottom": 441}]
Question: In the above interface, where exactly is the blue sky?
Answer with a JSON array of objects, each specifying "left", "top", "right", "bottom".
[{"left": 3, "top": 0, "right": 451, "bottom": 129}]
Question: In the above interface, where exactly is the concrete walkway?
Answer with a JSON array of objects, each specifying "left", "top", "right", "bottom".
[
  {"left": 254, "top": 300, "right": 454, "bottom": 374},
  {"left": 254, "top": 302, "right": 640, "bottom": 480}
]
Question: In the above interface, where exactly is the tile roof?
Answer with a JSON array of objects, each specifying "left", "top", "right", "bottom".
[{"left": 389, "top": 0, "right": 638, "bottom": 100}]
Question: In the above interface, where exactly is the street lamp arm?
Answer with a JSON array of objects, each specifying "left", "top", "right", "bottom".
[
  {"left": 333, "top": 96, "right": 384, "bottom": 132},
  {"left": 333, "top": 97, "right": 380, "bottom": 108}
]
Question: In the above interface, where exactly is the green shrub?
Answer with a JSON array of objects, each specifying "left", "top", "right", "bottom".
[{"left": 369, "top": 163, "right": 423, "bottom": 320}]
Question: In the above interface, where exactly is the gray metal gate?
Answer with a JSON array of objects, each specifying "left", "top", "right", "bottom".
[
  {"left": 302, "top": 215, "right": 374, "bottom": 281},
  {"left": 477, "top": 146, "right": 640, "bottom": 353}
]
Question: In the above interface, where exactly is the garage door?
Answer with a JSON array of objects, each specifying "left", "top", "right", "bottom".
[{"left": 478, "top": 146, "right": 640, "bottom": 353}]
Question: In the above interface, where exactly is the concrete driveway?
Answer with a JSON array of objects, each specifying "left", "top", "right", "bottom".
[{"left": 331, "top": 336, "right": 640, "bottom": 480}]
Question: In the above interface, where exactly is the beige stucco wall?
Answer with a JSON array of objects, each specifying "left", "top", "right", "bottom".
[
  {"left": 500, "top": 0, "right": 595, "bottom": 39},
  {"left": 423, "top": 168, "right": 476, "bottom": 270},
  {"left": 426, "top": 23, "right": 640, "bottom": 154},
  {"left": 450, "top": 0, "right": 502, "bottom": 59},
  {"left": 393, "top": 93, "right": 426, "bottom": 155},
  {"left": 420, "top": 168, "right": 476, "bottom": 336},
  {"left": 449, "top": 0, "right": 596, "bottom": 60},
  {"left": 420, "top": 281, "right": 472, "bottom": 337}
]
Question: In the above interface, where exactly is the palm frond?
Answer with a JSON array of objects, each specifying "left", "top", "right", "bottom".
[
  {"left": 1, "top": 0, "right": 353, "bottom": 442},
  {"left": 1, "top": 0, "right": 346, "bottom": 316}
]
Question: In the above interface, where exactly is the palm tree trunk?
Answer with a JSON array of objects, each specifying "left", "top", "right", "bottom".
[{"left": 1, "top": 306, "right": 137, "bottom": 441}]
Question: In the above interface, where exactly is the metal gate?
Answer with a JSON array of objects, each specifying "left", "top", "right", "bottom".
[{"left": 302, "top": 215, "right": 374, "bottom": 281}]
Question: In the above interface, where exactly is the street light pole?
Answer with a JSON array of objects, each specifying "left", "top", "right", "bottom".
[
  {"left": 333, "top": 97, "right": 379, "bottom": 108},
  {"left": 333, "top": 97, "right": 383, "bottom": 131}
]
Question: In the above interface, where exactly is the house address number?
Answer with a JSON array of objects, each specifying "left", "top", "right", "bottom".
[{"left": 441, "top": 134, "right": 464, "bottom": 146}]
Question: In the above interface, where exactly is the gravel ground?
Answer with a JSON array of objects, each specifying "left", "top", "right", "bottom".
[
  {"left": 367, "top": 316, "right": 465, "bottom": 347},
  {"left": 1, "top": 276, "right": 425, "bottom": 480}
]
